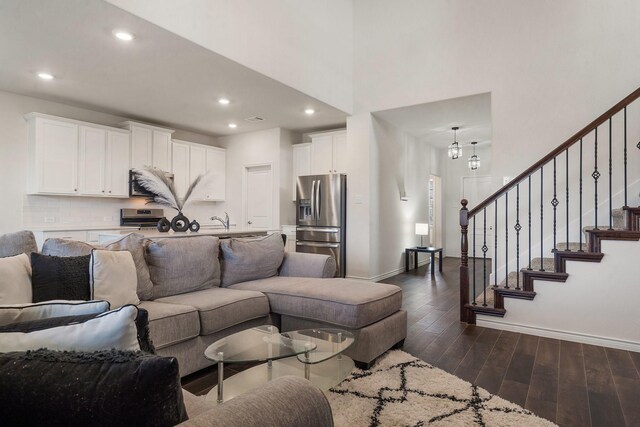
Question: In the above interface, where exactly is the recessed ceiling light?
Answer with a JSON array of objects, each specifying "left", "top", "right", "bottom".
[
  {"left": 37, "top": 72, "right": 54, "bottom": 80},
  {"left": 228, "top": 123, "right": 237, "bottom": 129},
  {"left": 305, "top": 108, "right": 315, "bottom": 115},
  {"left": 113, "top": 30, "right": 134, "bottom": 41},
  {"left": 218, "top": 98, "right": 230, "bottom": 105}
]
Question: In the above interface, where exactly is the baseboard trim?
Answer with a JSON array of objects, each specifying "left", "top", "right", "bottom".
[
  {"left": 347, "top": 260, "right": 430, "bottom": 282},
  {"left": 476, "top": 317, "right": 640, "bottom": 353}
]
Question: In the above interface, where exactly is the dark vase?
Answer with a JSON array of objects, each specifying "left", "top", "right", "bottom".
[
  {"left": 189, "top": 220, "right": 200, "bottom": 232},
  {"left": 157, "top": 217, "right": 171, "bottom": 232},
  {"left": 170, "top": 212, "right": 190, "bottom": 232}
]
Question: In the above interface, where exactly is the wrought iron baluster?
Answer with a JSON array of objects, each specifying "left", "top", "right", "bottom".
[
  {"left": 540, "top": 166, "right": 544, "bottom": 271},
  {"left": 528, "top": 175, "right": 532, "bottom": 269},
  {"left": 593, "top": 128, "right": 599, "bottom": 230},
  {"left": 505, "top": 192, "right": 509, "bottom": 289},
  {"left": 515, "top": 183, "right": 521, "bottom": 289},
  {"left": 579, "top": 139, "right": 584, "bottom": 251},
  {"left": 472, "top": 215, "right": 476, "bottom": 305},
  {"left": 551, "top": 157, "right": 558, "bottom": 250},
  {"left": 624, "top": 107, "right": 628, "bottom": 207},
  {"left": 494, "top": 199, "right": 498, "bottom": 288},
  {"left": 609, "top": 117, "right": 613, "bottom": 230},
  {"left": 482, "top": 208, "right": 488, "bottom": 306},
  {"left": 566, "top": 148, "right": 569, "bottom": 250}
]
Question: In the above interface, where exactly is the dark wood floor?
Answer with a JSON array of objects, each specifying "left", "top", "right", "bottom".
[{"left": 183, "top": 257, "right": 640, "bottom": 427}]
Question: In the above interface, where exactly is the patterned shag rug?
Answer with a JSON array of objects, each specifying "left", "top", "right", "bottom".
[{"left": 327, "top": 350, "right": 557, "bottom": 427}]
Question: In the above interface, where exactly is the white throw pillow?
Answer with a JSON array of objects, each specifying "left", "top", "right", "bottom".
[
  {"left": 0, "top": 300, "right": 110, "bottom": 327},
  {"left": 0, "top": 304, "right": 141, "bottom": 352},
  {"left": 0, "top": 253, "right": 32, "bottom": 304},
  {"left": 90, "top": 249, "right": 140, "bottom": 309}
]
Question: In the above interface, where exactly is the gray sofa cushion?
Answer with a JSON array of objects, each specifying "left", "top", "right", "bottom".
[
  {"left": 138, "top": 301, "right": 200, "bottom": 350},
  {"left": 42, "top": 234, "right": 153, "bottom": 301},
  {"left": 41, "top": 238, "right": 93, "bottom": 256},
  {"left": 220, "top": 233, "right": 285, "bottom": 287},
  {"left": 230, "top": 277, "right": 402, "bottom": 329},
  {"left": 146, "top": 236, "right": 221, "bottom": 299},
  {"left": 0, "top": 231, "right": 38, "bottom": 258},
  {"left": 279, "top": 252, "right": 336, "bottom": 278},
  {"left": 155, "top": 288, "right": 270, "bottom": 336}
]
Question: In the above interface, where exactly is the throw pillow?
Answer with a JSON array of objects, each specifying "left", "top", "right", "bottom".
[
  {"left": 220, "top": 233, "right": 285, "bottom": 287},
  {"left": 146, "top": 236, "right": 221, "bottom": 299},
  {"left": 0, "top": 253, "right": 32, "bottom": 304},
  {"left": 0, "top": 349, "right": 187, "bottom": 427},
  {"left": 0, "top": 230, "right": 38, "bottom": 258},
  {"left": 102, "top": 233, "right": 153, "bottom": 301},
  {"left": 30, "top": 253, "right": 91, "bottom": 302},
  {"left": 0, "top": 300, "right": 110, "bottom": 327},
  {"left": 90, "top": 249, "right": 140, "bottom": 309},
  {"left": 0, "top": 304, "right": 140, "bottom": 352}
]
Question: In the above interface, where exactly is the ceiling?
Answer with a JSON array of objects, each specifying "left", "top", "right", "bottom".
[
  {"left": 373, "top": 93, "right": 492, "bottom": 148},
  {"left": 0, "top": 0, "right": 348, "bottom": 136}
]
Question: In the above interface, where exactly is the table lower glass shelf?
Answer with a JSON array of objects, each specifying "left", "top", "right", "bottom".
[{"left": 205, "top": 354, "right": 355, "bottom": 403}]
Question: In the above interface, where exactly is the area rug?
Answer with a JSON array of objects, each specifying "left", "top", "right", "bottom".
[{"left": 326, "top": 350, "right": 556, "bottom": 427}]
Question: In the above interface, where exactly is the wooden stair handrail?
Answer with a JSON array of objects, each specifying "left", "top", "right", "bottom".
[{"left": 467, "top": 86, "right": 640, "bottom": 218}]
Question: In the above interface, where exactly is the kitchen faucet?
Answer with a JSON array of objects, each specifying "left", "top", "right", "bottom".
[{"left": 210, "top": 212, "right": 230, "bottom": 230}]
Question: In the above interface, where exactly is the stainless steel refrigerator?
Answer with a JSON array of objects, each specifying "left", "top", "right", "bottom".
[{"left": 296, "top": 174, "right": 346, "bottom": 277}]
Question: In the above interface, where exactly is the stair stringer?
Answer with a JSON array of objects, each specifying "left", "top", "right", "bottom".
[{"left": 475, "top": 238, "right": 640, "bottom": 352}]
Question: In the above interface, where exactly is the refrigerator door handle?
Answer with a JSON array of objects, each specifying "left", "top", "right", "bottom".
[
  {"left": 311, "top": 180, "right": 316, "bottom": 220},
  {"left": 316, "top": 180, "right": 321, "bottom": 219},
  {"left": 296, "top": 227, "right": 340, "bottom": 233},
  {"left": 296, "top": 242, "right": 340, "bottom": 248}
]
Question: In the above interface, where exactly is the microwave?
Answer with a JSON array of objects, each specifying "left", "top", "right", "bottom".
[{"left": 129, "top": 169, "right": 175, "bottom": 197}]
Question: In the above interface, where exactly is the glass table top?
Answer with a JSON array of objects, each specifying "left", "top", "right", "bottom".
[
  {"left": 282, "top": 328, "right": 355, "bottom": 364},
  {"left": 203, "top": 325, "right": 317, "bottom": 364}
]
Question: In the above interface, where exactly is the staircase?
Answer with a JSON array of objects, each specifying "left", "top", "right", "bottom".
[{"left": 459, "top": 87, "right": 640, "bottom": 325}]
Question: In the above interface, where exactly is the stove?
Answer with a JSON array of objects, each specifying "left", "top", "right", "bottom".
[{"left": 120, "top": 208, "right": 165, "bottom": 228}]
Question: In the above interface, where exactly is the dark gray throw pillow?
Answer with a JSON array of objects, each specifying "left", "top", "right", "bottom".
[
  {"left": 30, "top": 253, "right": 91, "bottom": 302},
  {"left": 0, "top": 349, "right": 187, "bottom": 427}
]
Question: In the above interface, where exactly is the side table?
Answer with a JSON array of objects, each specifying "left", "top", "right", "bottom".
[{"left": 405, "top": 247, "right": 443, "bottom": 275}]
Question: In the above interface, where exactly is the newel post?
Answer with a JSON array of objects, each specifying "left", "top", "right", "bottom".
[{"left": 460, "top": 199, "right": 471, "bottom": 322}]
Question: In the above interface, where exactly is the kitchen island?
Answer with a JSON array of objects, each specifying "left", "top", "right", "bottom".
[{"left": 98, "top": 227, "right": 275, "bottom": 244}]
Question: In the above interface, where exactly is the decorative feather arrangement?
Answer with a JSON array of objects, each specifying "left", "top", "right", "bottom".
[{"left": 131, "top": 167, "right": 209, "bottom": 211}]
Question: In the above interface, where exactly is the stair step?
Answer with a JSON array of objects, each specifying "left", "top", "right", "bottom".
[{"left": 555, "top": 241, "right": 587, "bottom": 251}]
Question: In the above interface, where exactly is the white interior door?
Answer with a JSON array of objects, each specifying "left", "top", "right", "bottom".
[
  {"left": 244, "top": 164, "right": 273, "bottom": 229},
  {"left": 462, "top": 175, "right": 493, "bottom": 259}
]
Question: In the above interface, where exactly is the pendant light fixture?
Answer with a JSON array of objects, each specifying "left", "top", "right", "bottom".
[
  {"left": 447, "top": 126, "right": 462, "bottom": 159},
  {"left": 468, "top": 141, "right": 480, "bottom": 170}
]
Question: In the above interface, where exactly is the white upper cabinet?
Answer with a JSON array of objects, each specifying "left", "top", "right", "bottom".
[
  {"left": 27, "top": 115, "right": 79, "bottom": 195},
  {"left": 204, "top": 147, "right": 226, "bottom": 201},
  {"left": 292, "top": 143, "right": 311, "bottom": 201},
  {"left": 78, "top": 126, "right": 106, "bottom": 196},
  {"left": 105, "top": 131, "right": 131, "bottom": 197},
  {"left": 309, "top": 129, "right": 346, "bottom": 175},
  {"left": 120, "top": 122, "right": 174, "bottom": 171},
  {"left": 171, "top": 140, "right": 191, "bottom": 199},
  {"left": 26, "top": 113, "right": 130, "bottom": 198},
  {"left": 189, "top": 145, "right": 207, "bottom": 182}
]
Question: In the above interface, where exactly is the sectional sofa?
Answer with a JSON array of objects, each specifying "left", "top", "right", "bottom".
[{"left": 38, "top": 231, "right": 407, "bottom": 376}]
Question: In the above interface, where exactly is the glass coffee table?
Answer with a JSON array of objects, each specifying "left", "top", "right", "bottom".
[{"left": 204, "top": 325, "right": 355, "bottom": 403}]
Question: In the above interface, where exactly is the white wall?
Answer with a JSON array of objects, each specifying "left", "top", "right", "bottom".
[
  {"left": 106, "top": 0, "right": 353, "bottom": 114},
  {"left": 279, "top": 129, "right": 297, "bottom": 225},
  {"left": 0, "top": 90, "right": 221, "bottom": 235},
  {"left": 478, "top": 239, "right": 640, "bottom": 352},
  {"left": 216, "top": 127, "right": 288, "bottom": 229},
  {"left": 353, "top": 0, "right": 640, "bottom": 194}
]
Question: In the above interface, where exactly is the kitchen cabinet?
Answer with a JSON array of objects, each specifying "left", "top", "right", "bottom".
[
  {"left": 309, "top": 129, "right": 346, "bottom": 175},
  {"left": 171, "top": 140, "right": 191, "bottom": 199},
  {"left": 204, "top": 147, "right": 226, "bottom": 201},
  {"left": 292, "top": 143, "right": 311, "bottom": 201},
  {"left": 26, "top": 114, "right": 131, "bottom": 198},
  {"left": 26, "top": 115, "right": 79, "bottom": 195},
  {"left": 120, "top": 121, "right": 174, "bottom": 171}
]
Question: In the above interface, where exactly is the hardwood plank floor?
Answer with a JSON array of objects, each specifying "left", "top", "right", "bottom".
[{"left": 183, "top": 257, "right": 639, "bottom": 427}]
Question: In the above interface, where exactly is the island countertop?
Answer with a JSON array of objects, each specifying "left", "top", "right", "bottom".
[{"left": 98, "top": 227, "right": 277, "bottom": 243}]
